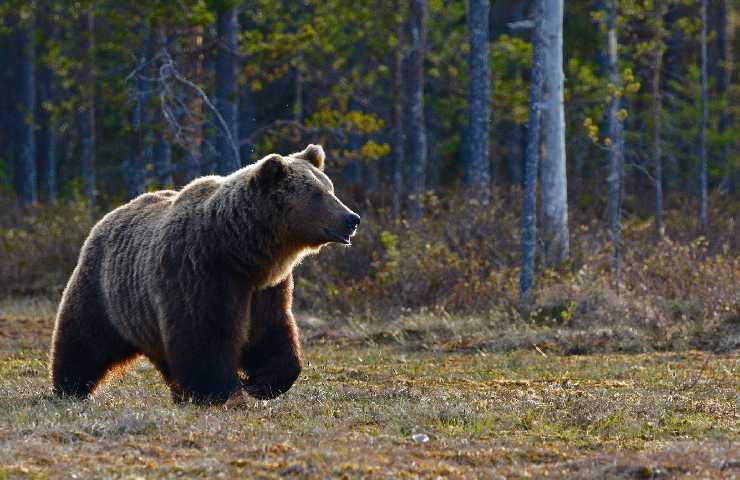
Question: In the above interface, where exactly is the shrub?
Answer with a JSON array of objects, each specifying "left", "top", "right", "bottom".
[
  {"left": 295, "top": 190, "right": 739, "bottom": 348},
  {"left": 0, "top": 198, "right": 95, "bottom": 297},
  {"left": 1, "top": 190, "right": 737, "bottom": 352}
]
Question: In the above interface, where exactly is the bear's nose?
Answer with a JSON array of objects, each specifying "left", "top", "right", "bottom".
[{"left": 345, "top": 213, "right": 360, "bottom": 231}]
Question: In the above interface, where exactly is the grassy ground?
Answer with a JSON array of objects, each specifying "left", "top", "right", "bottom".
[{"left": 0, "top": 297, "right": 738, "bottom": 479}]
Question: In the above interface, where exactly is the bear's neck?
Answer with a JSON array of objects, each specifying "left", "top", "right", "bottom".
[{"left": 203, "top": 180, "right": 301, "bottom": 287}]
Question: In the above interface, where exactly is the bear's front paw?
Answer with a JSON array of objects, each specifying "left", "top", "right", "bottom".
[
  {"left": 243, "top": 364, "right": 301, "bottom": 400},
  {"left": 242, "top": 346, "right": 302, "bottom": 400},
  {"left": 243, "top": 377, "right": 290, "bottom": 400}
]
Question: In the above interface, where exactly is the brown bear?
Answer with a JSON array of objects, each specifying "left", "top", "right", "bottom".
[{"left": 49, "top": 144, "right": 359, "bottom": 404}]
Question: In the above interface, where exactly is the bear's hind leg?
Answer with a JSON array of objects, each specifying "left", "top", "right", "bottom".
[
  {"left": 148, "top": 358, "right": 186, "bottom": 404},
  {"left": 50, "top": 299, "right": 137, "bottom": 399}
]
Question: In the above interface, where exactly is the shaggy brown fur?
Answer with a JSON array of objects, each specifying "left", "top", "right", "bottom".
[{"left": 49, "top": 145, "right": 359, "bottom": 404}]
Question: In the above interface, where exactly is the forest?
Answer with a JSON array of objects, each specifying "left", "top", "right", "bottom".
[{"left": 0, "top": 0, "right": 738, "bottom": 478}]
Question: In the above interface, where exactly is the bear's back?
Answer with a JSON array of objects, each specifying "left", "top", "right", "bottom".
[
  {"left": 98, "top": 191, "right": 175, "bottom": 241},
  {"left": 171, "top": 176, "right": 222, "bottom": 208}
]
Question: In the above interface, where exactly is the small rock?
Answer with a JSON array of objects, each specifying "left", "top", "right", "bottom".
[{"left": 411, "top": 433, "right": 429, "bottom": 443}]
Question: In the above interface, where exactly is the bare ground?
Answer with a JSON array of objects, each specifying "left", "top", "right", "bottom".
[{"left": 0, "top": 297, "right": 738, "bottom": 479}]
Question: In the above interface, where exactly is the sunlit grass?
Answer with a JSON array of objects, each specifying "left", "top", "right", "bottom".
[{"left": 0, "top": 300, "right": 738, "bottom": 478}]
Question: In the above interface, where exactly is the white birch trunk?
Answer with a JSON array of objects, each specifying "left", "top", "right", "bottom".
[{"left": 540, "top": 0, "right": 569, "bottom": 266}]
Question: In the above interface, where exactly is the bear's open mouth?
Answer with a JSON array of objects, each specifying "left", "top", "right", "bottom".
[{"left": 324, "top": 228, "right": 354, "bottom": 245}]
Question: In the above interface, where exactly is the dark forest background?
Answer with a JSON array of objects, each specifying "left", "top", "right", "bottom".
[{"left": 0, "top": 0, "right": 737, "bottom": 347}]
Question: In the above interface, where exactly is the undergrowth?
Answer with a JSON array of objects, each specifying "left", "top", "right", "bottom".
[{"left": 1, "top": 190, "right": 738, "bottom": 353}]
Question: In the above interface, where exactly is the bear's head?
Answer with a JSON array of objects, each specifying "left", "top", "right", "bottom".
[{"left": 253, "top": 144, "right": 360, "bottom": 248}]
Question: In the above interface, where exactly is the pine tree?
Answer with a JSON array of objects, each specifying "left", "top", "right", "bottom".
[
  {"left": 465, "top": 0, "right": 491, "bottom": 204},
  {"left": 519, "top": 0, "right": 545, "bottom": 304}
]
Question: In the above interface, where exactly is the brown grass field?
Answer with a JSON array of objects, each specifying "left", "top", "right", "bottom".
[{"left": 0, "top": 296, "right": 738, "bottom": 479}]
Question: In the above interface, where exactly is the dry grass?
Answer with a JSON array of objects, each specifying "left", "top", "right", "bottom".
[{"left": 1, "top": 298, "right": 738, "bottom": 479}]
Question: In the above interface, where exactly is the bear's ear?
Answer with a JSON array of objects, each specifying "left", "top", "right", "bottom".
[
  {"left": 257, "top": 154, "right": 289, "bottom": 185},
  {"left": 292, "top": 144, "right": 325, "bottom": 170}
]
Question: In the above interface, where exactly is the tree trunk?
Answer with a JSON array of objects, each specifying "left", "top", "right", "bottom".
[
  {"left": 465, "top": 0, "right": 491, "bottom": 204},
  {"left": 79, "top": 10, "right": 96, "bottom": 204},
  {"left": 407, "top": 0, "right": 427, "bottom": 220},
  {"left": 14, "top": 14, "right": 37, "bottom": 206},
  {"left": 519, "top": 0, "right": 545, "bottom": 305},
  {"left": 426, "top": 129, "right": 440, "bottom": 189},
  {"left": 540, "top": 0, "right": 569, "bottom": 266},
  {"left": 717, "top": 0, "right": 734, "bottom": 194},
  {"left": 201, "top": 27, "right": 217, "bottom": 174},
  {"left": 698, "top": 0, "right": 708, "bottom": 229},
  {"left": 153, "top": 133, "right": 173, "bottom": 188},
  {"left": 661, "top": 7, "right": 681, "bottom": 191},
  {"left": 37, "top": 4, "right": 57, "bottom": 203},
  {"left": 364, "top": 160, "right": 380, "bottom": 194},
  {"left": 152, "top": 25, "right": 173, "bottom": 189},
  {"left": 652, "top": 0, "right": 664, "bottom": 238},
  {"left": 294, "top": 53, "right": 303, "bottom": 123},
  {"left": 606, "top": 0, "right": 624, "bottom": 293},
  {"left": 37, "top": 74, "right": 57, "bottom": 203},
  {"left": 391, "top": 19, "right": 405, "bottom": 219},
  {"left": 215, "top": 5, "right": 240, "bottom": 174},
  {"left": 183, "top": 25, "right": 205, "bottom": 182},
  {"left": 183, "top": 150, "right": 201, "bottom": 181},
  {"left": 0, "top": 16, "right": 13, "bottom": 166},
  {"left": 126, "top": 94, "right": 146, "bottom": 199},
  {"left": 126, "top": 28, "right": 152, "bottom": 199},
  {"left": 239, "top": 78, "right": 257, "bottom": 165}
]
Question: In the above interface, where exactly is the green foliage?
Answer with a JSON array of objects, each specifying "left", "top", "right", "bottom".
[
  {"left": 491, "top": 35, "right": 531, "bottom": 125},
  {"left": 1, "top": 0, "right": 736, "bottom": 200},
  {"left": 373, "top": 230, "right": 400, "bottom": 285},
  {"left": 305, "top": 110, "right": 385, "bottom": 136}
]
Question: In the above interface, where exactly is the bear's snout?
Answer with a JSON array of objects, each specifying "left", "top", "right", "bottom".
[
  {"left": 322, "top": 206, "right": 360, "bottom": 245},
  {"left": 338, "top": 211, "right": 360, "bottom": 243},
  {"left": 344, "top": 213, "right": 360, "bottom": 233}
]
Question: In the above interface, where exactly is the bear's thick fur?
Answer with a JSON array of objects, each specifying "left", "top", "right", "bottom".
[{"left": 49, "top": 145, "right": 359, "bottom": 404}]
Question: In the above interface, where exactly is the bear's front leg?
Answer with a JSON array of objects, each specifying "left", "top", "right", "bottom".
[
  {"left": 166, "top": 325, "right": 241, "bottom": 405},
  {"left": 168, "top": 345, "right": 240, "bottom": 405},
  {"left": 242, "top": 275, "right": 302, "bottom": 400}
]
